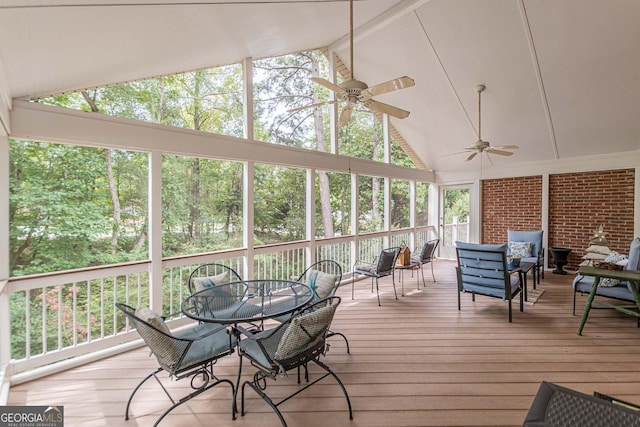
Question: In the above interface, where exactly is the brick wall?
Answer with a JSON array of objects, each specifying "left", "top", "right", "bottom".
[
  {"left": 480, "top": 169, "right": 635, "bottom": 272},
  {"left": 482, "top": 176, "right": 543, "bottom": 244},
  {"left": 548, "top": 169, "right": 635, "bottom": 270}
]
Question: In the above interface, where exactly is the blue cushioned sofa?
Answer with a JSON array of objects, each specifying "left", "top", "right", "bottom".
[{"left": 573, "top": 237, "right": 640, "bottom": 316}]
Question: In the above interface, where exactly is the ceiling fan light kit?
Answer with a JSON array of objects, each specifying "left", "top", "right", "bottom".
[{"left": 289, "top": 0, "right": 414, "bottom": 127}]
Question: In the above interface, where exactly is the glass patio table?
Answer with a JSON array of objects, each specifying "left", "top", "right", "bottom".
[
  {"left": 181, "top": 279, "right": 313, "bottom": 325},
  {"left": 181, "top": 279, "right": 313, "bottom": 415}
]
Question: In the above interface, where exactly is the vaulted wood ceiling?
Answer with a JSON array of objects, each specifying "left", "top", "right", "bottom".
[{"left": 1, "top": 0, "right": 638, "bottom": 174}]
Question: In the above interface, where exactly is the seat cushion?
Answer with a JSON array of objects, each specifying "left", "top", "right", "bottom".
[
  {"left": 573, "top": 274, "right": 635, "bottom": 301},
  {"left": 175, "top": 323, "right": 236, "bottom": 369}
]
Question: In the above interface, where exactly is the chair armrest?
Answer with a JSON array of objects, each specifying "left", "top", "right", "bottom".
[{"left": 236, "top": 324, "right": 280, "bottom": 341}]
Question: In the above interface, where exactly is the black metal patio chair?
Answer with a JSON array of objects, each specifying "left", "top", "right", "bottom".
[
  {"left": 412, "top": 238, "right": 439, "bottom": 286},
  {"left": 237, "top": 296, "right": 352, "bottom": 427},
  {"left": 116, "top": 302, "right": 236, "bottom": 426},
  {"left": 296, "top": 259, "right": 349, "bottom": 352},
  {"left": 352, "top": 247, "right": 401, "bottom": 306}
]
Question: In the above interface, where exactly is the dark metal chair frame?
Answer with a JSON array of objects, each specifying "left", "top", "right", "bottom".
[
  {"left": 116, "top": 303, "right": 236, "bottom": 426},
  {"left": 456, "top": 247, "right": 524, "bottom": 323},
  {"left": 412, "top": 238, "right": 440, "bottom": 286},
  {"left": 352, "top": 247, "right": 401, "bottom": 306},
  {"left": 296, "top": 259, "right": 350, "bottom": 353},
  {"left": 237, "top": 296, "right": 353, "bottom": 427},
  {"left": 187, "top": 262, "right": 243, "bottom": 295}
]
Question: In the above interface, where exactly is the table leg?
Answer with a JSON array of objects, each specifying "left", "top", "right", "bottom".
[
  {"left": 400, "top": 269, "right": 405, "bottom": 297},
  {"left": 578, "top": 274, "right": 601, "bottom": 335},
  {"left": 522, "top": 270, "right": 528, "bottom": 302}
]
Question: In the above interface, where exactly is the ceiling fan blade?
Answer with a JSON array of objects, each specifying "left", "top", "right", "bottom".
[
  {"left": 466, "top": 152, "right": 478, "bottom": 161},
  {"left": 485, "top": 148, "right": 514, "bottom": 156},
  {"left": 310, "top": 77, "right": 345, "bottom": 94},
  {"left": 362, "top": 76, "right": 415, "bottom": 98},
  {"left": 492, "top": 145, "right": 519, "bottom": 150},
  {"left": 287, "top": 99, "right": 338, "bottom": 113},
  {"left": 442, "top": 149, "right": 476, "bottom": 157},
  {"left": 365, "top": 99, "right": 410, "bottom": 119},
  {"left": 338, "top": 104, "right": 354, "bottom": 127}
]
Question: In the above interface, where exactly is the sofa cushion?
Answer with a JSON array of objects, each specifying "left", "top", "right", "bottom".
[{"left": 625, "top": 237, "right": 640, "bottom": 271}]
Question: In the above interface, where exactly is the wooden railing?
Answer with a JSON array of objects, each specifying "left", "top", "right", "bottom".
[{"left": 6, "top": 226, "right": 436, "bottom": 380}]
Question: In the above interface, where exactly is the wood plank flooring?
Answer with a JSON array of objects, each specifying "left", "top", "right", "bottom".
[{"left": 8, "top": 259, "right": 640, "bottom": 426}]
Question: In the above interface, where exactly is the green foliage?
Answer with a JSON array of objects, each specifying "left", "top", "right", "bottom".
[
  {"left": 444, "top": 189, "right": 470, "bottom": 223},
  {"left": 391, "top": 179, "right": 410, "bottom": 229},
  {"left": 254, "top": 165, "right": 305, "bottom": 244}
]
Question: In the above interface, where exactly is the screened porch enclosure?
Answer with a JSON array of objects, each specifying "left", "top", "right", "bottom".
[{"left": 2, "top": 99, "right": 435, "bottom": 386}]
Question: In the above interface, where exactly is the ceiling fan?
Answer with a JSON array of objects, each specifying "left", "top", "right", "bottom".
[
  {"left": 289, "top": 0, "right": 415, "bottom": 127},
  {"left": 444, "top": 84, "right": 519, "bottom": 161}
]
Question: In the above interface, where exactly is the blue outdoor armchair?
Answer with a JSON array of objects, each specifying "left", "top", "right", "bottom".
[
  {"left": 456, "top": 241, "right": 524, "bottom": 323},
  {"left": 507, "top": 230, "right": 544, "bottom": 286}
]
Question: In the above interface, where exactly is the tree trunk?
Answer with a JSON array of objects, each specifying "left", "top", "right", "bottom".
[
  {"left": 82, "top": 91, "right": 121, "bottom": 255},
  {"left": 311, "top": 51, "right": 334, "bottom": 237}
]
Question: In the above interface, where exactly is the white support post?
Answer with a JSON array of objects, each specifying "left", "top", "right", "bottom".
[
  {"left": 148, "top": 151, "right": 163, "bottom": 311},
  {"left": 410, "top": 180, "right": 416, "bottom": 249},
  {"left": 306, "top": 168, "right": 315, "bottom": 265},
  {"left": 244, "top": 161, "right": 255, "bottom": 279},
  {"left": 351, "top": 171, "right": 359, "bottom": 266},
  {"left": 0, "top": 135, "right": 12, "bottom": 401},
  {"left": 384, "top": 176, "right": 391, "bottom": 247}
]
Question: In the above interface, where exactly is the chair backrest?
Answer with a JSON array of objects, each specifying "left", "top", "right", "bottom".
[
  {"left": 116, "top": 303, "right": 187, "bottom": 373},
  {"left": 376, "top": 247, "right": 400, "bottom": 275},
  {"left": 507, "top": 230, "right": 543, "bottom": 259},
  {"left": 455, "top": 242, "right": 512, "bottom": 295},
  {"left": 273, "top": 296, "right": 340, "bottom": 366},
  {"left": 417, "top": 238, "right": 439, "bottom": 263},
  {"left": 188, "top": 263, "right": 243, "bottom": 294},
  {"left": 297, "top": 260, "right": 342, "bottom": 301}
]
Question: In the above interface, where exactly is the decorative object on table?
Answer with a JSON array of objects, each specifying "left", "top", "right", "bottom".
[
  {"left": 116, "top": 303, "right": 237, "bottom": 425},
  {"left": 592, "top": 224, "right": 609, "bottom": 245},
  {"left": 455, "top": 241, "right": 524, "bottom": 323},
  {"left": 549, "top": 246, "right": 571, "bottom": 274},
  {"left": 506, "top": 255, "right": 521, "bottom": 269},
  {"left": 396, "top": 242, "right": 411, "bottom": 266}
]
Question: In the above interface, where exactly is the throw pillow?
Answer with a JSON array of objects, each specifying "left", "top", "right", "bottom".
[
  {"left": 135, "top": 306, "right": 171, "bottom": 335},
  {"left": 599, "top": 278, "right": 620, "bottom": 287},
  {"left": 191, "top": 271, "right": 231, "bottom": 293},
  {"left": 509, "top": 241, "right": 533, "bottom": 258},
  {"left": 586, "top": 245, "right": 612, "bottom": 255},
  {"left": 305, "top": 270, "right": 338, "bottom": 300},
  {"left": 274, "top": 304, "right": 335, "bottom": 361}
]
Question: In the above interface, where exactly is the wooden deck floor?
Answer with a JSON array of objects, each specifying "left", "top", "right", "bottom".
[{"left": 8, "top": 259, "right": 640, "bottom": 427}]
